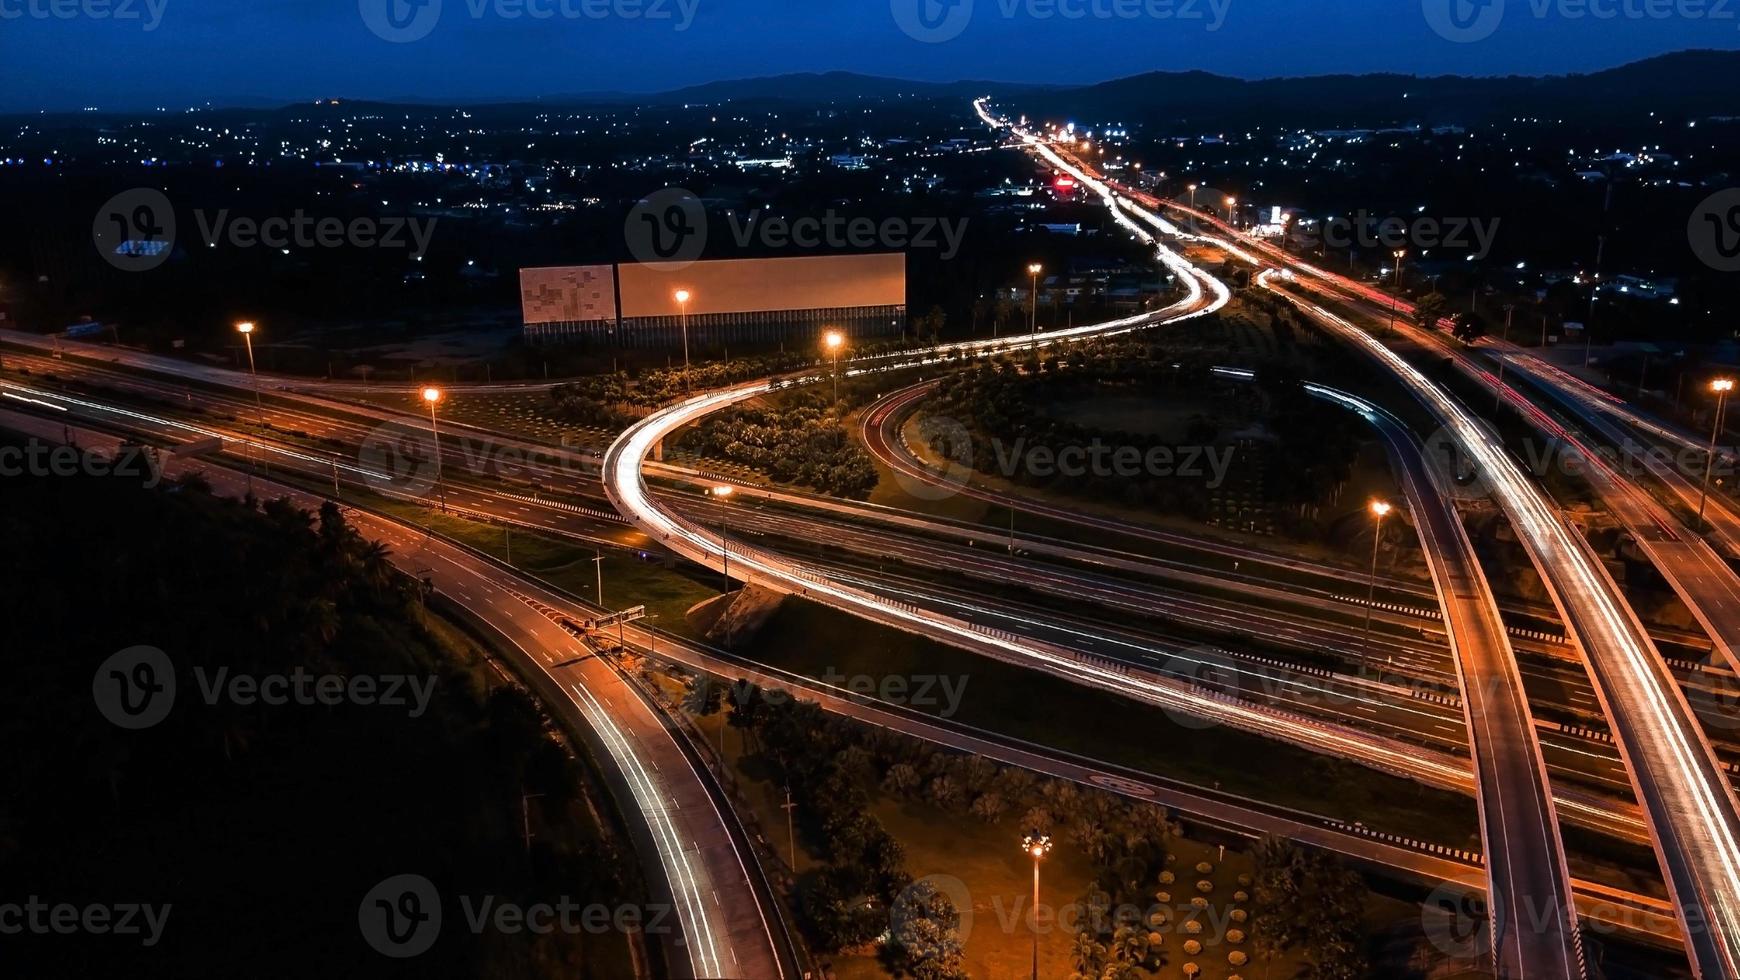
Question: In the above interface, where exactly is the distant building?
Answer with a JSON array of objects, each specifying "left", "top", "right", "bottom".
[{"left": 521, "top": 253, "right": 906, "bottom": 347}]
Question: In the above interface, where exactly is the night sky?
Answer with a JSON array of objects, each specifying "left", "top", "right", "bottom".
[{"left": 3, "top": 0, "right": 1738, "bottom": 111}]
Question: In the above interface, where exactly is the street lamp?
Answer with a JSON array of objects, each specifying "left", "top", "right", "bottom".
[
  {"left": 236, "top": 321, "right": 265, "bottom": 487},
  {"left": 1187, "top": 183, "right": 1197, "bottom": 210},
  {"left": 422, "top": 386, "right": 447, "bottom": 513},
  {"left": 824, "top": 330, "right": 845, "bottom": 404},
  {"left": 1700, "top": 379, "right": 1735, "bottom": 529},
  {"left": 675, "top": 288, "right": 693, "bottom": 394},
  {"left": 1225, "top": 195, "right": 1237, "bottom": 227},
  {"left": 1362, "top": 500, "right": 1393, "bottom": 672},
  {"left": 712, "top": 485, "right": 734, "bottom": 591},
  {"left": 1388, "top": 250, "right": 1406, "bottom": 337},
  {"left": 1022, "top": 830, "right": 1052, "bottom": 980},
  {"left": 1027, "top": 263, "right": 1043, "bottom": 362}
]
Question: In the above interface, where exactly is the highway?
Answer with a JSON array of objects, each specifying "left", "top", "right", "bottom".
[
  {"left": 1313, "top": 380, "right": 1584, "bottom": 976},
  {"left": 1014, "top": 114, "right": 1740, "bottom": 974},
  {"left": 986, "top": 100, "right": 1589, "bottom": 977},
  {"left": 0, "top": 391, "right": 1685, "bottom": 956},
  {"left": 1256, "top": 271, "right": 1740, "bottom": 978},
  {"left": 0, "top": 408, "right": 796, "bottom": 980}
]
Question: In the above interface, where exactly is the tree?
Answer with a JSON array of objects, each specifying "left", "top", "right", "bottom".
[
  {"left": 886, "top": 881, "right": 968, "bottom": 980},
  {"left": 1413, "top": 292, "right": 1450, "bottom": 330},
  {"left": 682, "top": 674, "right": 728, "bottom": 753},
  {"left": 1452, "top": 311, "right": 1488, "bottom": 343},
  {"left": 726, "top": 679, "right": 765, "bottom": 753}
]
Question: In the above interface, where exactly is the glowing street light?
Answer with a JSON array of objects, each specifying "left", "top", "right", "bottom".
[
  {"left": 1027, "top": 263, "right": 1043, "bottom": 363},
  {"left": 824, "top": 330, "right": 845, "bottom": 404},
  {"left": 675, "top": 288, "right": 693, "bottom": 394},
  {"left": 1022, "top": 831, "right": 1052, "bottom": 980},
  {"left": 1225, "top": 195, "right": 1237, "bottom": 226},
  {"left": 1388, "top": 250, "right": 1407, "bottom": 337},
  {"left": 236, "top": 320, "right": 265, "bottom": 489},
  {"left": 1362, "top": 500, "right": 1394, "bottom": 672},
  {"left": 1700, "top": 379, "right": 1735, "bottom": 529},
  {"left": 422, "top": 386, "right": 447, "bottom": 513},
  {"left": 1187, "top": 183, "right": 1198, "bottom": 210},
  {"left": 712, "top": 484, "right": 734, "bottom": 591}
]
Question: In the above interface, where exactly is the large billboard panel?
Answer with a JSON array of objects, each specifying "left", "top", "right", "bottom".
[
  {"left": 520, "top": 265, "right": 618, "bottom": 324},
  {"left": 617, "top": 253, "right": 905, "bottom": 319}
]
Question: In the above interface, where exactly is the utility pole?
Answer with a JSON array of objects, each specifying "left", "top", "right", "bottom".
[
  {"left": 781, "top": 786, "right": 798, "bottom": 870},
  {"left": 521, "top": 791, "right": 544, "bottom": 856}
]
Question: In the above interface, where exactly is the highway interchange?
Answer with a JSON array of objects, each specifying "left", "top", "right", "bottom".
[{"left": 7, "top": 96, "right": 1740, "bottom": 977}]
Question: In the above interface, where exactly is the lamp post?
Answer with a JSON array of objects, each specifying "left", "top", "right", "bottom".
[
  {"left": 1027, "top": 263, "right": 1043, "bottom": 364},
  {"left": 1700, "top": 379, "right": 1734, "bottom": 530},
  {"left": 422, "top": 386, "right": 446, "bottom": 513},
  {"left": 1022, "top": 831, "right": 1052, "bottom": 980},
  {"left": 1388, "top": 251, "right": 1406, "bottom": 337},
  {"left": 712, "top": 485, "right": 734, "bottom": 591},
  {"left": 1225, "top": 195, "right": 1237, "bottom": 228},
  {"left": 675, "top": 289, "right": 693, "bottom": 394},
  {"left": 236, "top": 321, "right": 265, "bottom": 489},
  {"left": 1187, "top": 183, "right": 1197, "bottom": 211},
  {"left": 1362, "top": 500, "right": 1393, "bottom": 673},
  {"left": 824, "top": 330, "right": 844, "bottom": 404}
]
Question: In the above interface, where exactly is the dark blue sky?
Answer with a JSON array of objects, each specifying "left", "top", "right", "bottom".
[{"left": 3, "top": 0, "right": 1736, "bottom": 111}]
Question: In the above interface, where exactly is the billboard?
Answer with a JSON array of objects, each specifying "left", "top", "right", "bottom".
[
  {"left": 617, "top": 253, "right": 905, "bottom": 319},
  {"left": 520, "top": 265, "right": 618, "bottom": 324}
]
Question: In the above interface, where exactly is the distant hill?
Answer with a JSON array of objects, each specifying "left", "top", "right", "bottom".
[
  {"left": 6, "top": 52, "right": 1732, "bottom": 121},
  {"left": 641, "top": 70, "right": 1050, "bottom": 105},
  {"left": 1018, "top": 50, "right": 1740, "bottom": 127}
]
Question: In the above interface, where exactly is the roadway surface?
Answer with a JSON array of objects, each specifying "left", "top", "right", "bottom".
[
  {"left": 0, "top": 407, "right": 796, "bottom": 980},
  {"left": 0, "top": 404, "right": 1687, "bottom": 958}
]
